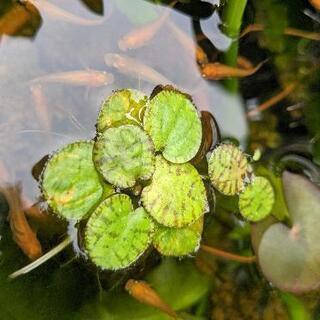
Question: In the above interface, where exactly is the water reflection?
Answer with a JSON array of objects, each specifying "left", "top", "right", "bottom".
[{"left": 0, "top": 0, "right": 248, "bottom": 203}]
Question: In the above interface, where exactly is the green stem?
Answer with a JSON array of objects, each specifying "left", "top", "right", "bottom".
[{"left": 222, "top": 0, "right": 247, "bottom": 93}]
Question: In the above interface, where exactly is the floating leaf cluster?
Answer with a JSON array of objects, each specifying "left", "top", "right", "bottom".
[{"left": 40, "top": 86, "right": 275, "bottom": 271}]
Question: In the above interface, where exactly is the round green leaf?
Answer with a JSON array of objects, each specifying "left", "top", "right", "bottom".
[
  {"left": 41, "top": 141, "right": 105, "bottom": 221},
  {"left": 142, "top": 156, "right": 208, "bottom": 228},
  {"left": 143, "top": 89, "right": 202, "bottom": 163},
  {"left": 208, "top": 144, "right": 249, "bottom": 195},
  {"left": 84, "top": 194, "right": 154, "bottom": 270},
  {"left": 96, "top": 89, "right": 148, "bottom": 132},
  {"left": 239, "top": 176, "right": 274, "bottom": 221},
  {"left": 153, "top": 218, "right": 203, "bottom": 256},
  {"left": 93, "top": 125, "right": 155, "bottom": 188}
]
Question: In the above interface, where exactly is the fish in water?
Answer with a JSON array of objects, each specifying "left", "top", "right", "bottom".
[
  {"left": 104, "top": 53, "right": 173, "bottom": 86},
  {"left": 309, "top": 0, "right": 320, "bottom": 10},
  {"left": 125, "top": 279, "right": 178, "bottom": 319},
  {"left": 21, "top": 0, "right": 104, "bottom": 26},
  {"left": 30, "top": 84, "right": 51, "bottom": 132},
  {"left": 118, "top": 8, "right": 170, "bottom": 51},
  {"left": 201, "top": 60, "right": 265, "bottom": 80},
  {"left": 240, "top": 23, "right": 320, "bottom": 41},
  {"left": 0, "top": 183, "right": 42, "bottom": 260},
  {"left": 167, "top": 20, "right": 208, "bottom": 65},
  {"left": 31, "top": 70, "right": 114, "bottom": 87}
]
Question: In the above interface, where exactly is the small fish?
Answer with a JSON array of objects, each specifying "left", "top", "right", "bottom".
[
  {"left": 309, "top": 0, "right": 320, "bottom": 10},
  {"left": 125, "top": 279, "right": 178, "bottom": 319},
  {"left": 23, "top": 0, "right": 104, "bottom": 26},
  {"left": 241, "top": 23, "right": 320, "bottom": 41},
  {"left": 104, "top": 53, "right": 173, "bottom": 86},
  {"left": 247, "top": 82, "right": 297, "bottom": 117},
  {"left": 119, "top": 10, "right": 169, "bottom": 51},
  {"left": 236, "top": 56, "right": 253, "bottom": 70},
  {"left": 1, "top": 183, "right": 42, "bottom": 260},
  {"left": 167, "top": 20, "right": 208, "bottom": 65},
  {"left": 31, "top": 70, "right": 114, "bottom": 87},
  {"left": 30, "top": 84, "right": 51, "bottom": 132},
  {"left": 201, "top": 60, "right": 265, "bottom": 80}
]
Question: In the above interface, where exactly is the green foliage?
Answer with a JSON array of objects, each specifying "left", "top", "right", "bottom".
[
  {"left": 77, "top": 258, "right": 211, "bottom": 320},
  {"left": 208, "top": 144, "right": 249, "bottom": 195},
  {"left": 255, "top": 171, "right": 320, "bottom": 293},
  {"left": 41, "top": 141, "right": 110, "bottom": 221},
  {"left": 93, "top": 125, "right": 155, "bottom": 188},
  {"left": 144, "top": 89, "right": 202, "bottom": 164},
  {"left": 239, "top": 176, "right": 274, "bottom": 222},
  {"left": 153, "top": 218, "right": 203, "bottom": 256},
  {"left": 142, "top": 156, "right": 208, "bottom": 228},
  {"left": 96, "top": 89, "right": 147, "bottom": 132},
  {"left": 85, "top": 194, "right": 154, "bottom": 270}
]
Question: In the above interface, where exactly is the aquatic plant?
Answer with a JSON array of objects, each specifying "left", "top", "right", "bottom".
[{"left": 17, "top": 87, "right": 275, "bottom": 276}]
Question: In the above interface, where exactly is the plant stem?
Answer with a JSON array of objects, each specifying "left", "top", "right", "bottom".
[
  {"left": 8, "top": 235, "right": 73, "bottom": 279},
  {"left": 200, "top": 244, "right": 256, "bottom": 264},
  {"left": 222, "top": 0, "right": 248, "bottom": 93}
]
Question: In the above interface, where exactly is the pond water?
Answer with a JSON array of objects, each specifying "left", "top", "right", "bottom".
[{"left": 0, "top": 0, "right": 320, "bottom": 319}]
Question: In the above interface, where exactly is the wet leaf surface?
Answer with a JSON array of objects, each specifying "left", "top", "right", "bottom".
[
  {"left": 85, "top": 194, "right": 154, "bottom": 270},
  {"left": 142, "top": 156, "right": 208, "bottom": 227},
  {"left": 93, "top": 125, "right": 155, "bottom": 188},
  {"left": 41, "top": 141, "right": 108, "bottom": 221}
]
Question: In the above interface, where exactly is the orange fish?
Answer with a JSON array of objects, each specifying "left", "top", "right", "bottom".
[
  {"left": 104, "top": 53, "right": 173, "bottom": 86},
  {"left": 1, "top": 183, "right": 42, "bottom": 260},
  {"left": 201, "top": 60, "right": 265, "bottom": 80},
  {"left": 118, "top": 1, "right": 177, "bottom": 51},
  {"left": 31, "top": 70, "right": 114, "bottom": 87},
  {"left": 23, "top": 0, "right": 104, "bottom": 25},
  {"left": 167, "top": 20, "right": 208, "bottom": 65},
  {"left": 236, "top": 56, "right": 253, "bottom": 70},
  {"left": 310, "top": 0, "right": 320, "bottom": 10},
  {"left": 241, "top": 23, "right": 320, "bottom": 41},
  {"left": 30, "top": 84, "right": 51, "bottom": 132},
  {"left": 125, "top": 279, "right": 178, "bottom": 319}
]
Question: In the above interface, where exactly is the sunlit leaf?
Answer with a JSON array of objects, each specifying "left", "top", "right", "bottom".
[
  {"left": 85, "top": 194, "right": 154, "bottom": 270},
  {"left": 142, "top": 156, "right": 208, "bottom": 228},
  {"left": 41, "top": 141, "right": 109, "bottom": 221},
  {"left": 93, "top": 125, "right": 155, "bottom": 188},
  {"left": 144, "top": 88, "right": 202, "bottom": 164}
]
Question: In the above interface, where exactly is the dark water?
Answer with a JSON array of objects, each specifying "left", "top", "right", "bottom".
[{"left": 0, "top": 0, "right": 319, "bottom": 319}]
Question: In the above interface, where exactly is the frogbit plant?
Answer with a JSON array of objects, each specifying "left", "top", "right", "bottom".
[{"left": 39, "top": 85, "right": 275, "bottom": 271}]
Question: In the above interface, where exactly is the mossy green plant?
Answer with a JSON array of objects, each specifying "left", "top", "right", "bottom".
[
  {"left": 84, "top": 194, "right": 154, "bottom": 270},
  {"left": 208, "top": 144, "right": 249, "bottom": 195},
  {"left": 143, "top": 88, "right": 202, "bottom": 164},
  {"left": 239, "top": 176, "right": 274, "bottom": 221},
  {"left": 96, "top": 89, "right": 147, "bottom": 132},
  {"left": 142, "top": 156, "right": 208, "bottom": 228},
  {"left": 153, "top": 218, "right": 203, "bottom": 256},
  {"left": 93, "top": 125, "right": 155, "bottom": 189},
  {"left": 41, "top": 141, "right": 112, "bottom": 221}
]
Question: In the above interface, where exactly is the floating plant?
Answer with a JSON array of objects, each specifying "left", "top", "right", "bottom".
[
  {"left": 84, "top": 194, "right": 154, "bottom": 270},
  {"left": 239, "top": 176, "right": 274, "bottom": 222},
  {"left": 142, "top": 156, "right": 208, "bottom": 228},
  {"left": 153, "top": 218, "right": 203, "bottom": 256},
  {"left": 93, "top": 125, "right": 155, "bottom": 189},
  {"left": 96, "top": 89, "right": 148, "bottom": 132},
  {"left": 143, "top": 88, "right": 202, "bottom": 163},
  {"left": 13, "top": 86, "right": 286, "bottom": 296},
  {"left": 208, "top": 144, "right": 249, "bottom": 195},
  {"left": 41, "top": 141, "right": 112, "bottom": 221}
]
